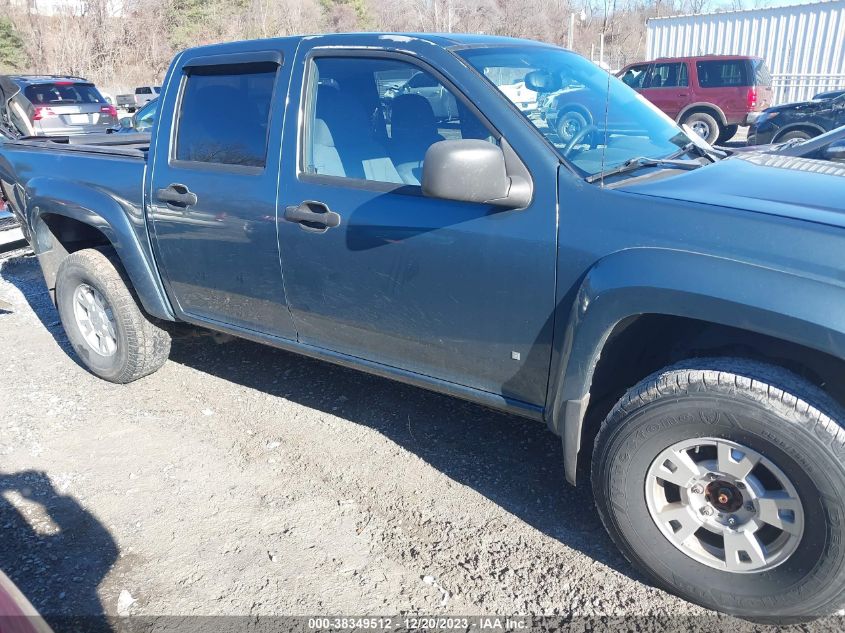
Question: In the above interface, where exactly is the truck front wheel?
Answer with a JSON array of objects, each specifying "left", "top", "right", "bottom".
[
  {"left": 592, "top": 358, "right": 845, "bottom": 620},
  {"left": 55, "top": 248, "right": 171, "bottom": 383}
]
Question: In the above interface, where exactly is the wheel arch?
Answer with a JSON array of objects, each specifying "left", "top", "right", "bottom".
[
  {"left": 548, "top": 248, "right": 845, "bottom": 484},
  {"left": 25, "top": 177, "right": 174, "bottom": 320},
  {"left": 677, "top": 103, "right": 727, "bottom": 126},
  {"left": 772, "top": 123, "right": 826, "bottom": 142}
]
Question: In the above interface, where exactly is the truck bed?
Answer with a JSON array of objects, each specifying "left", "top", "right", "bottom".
[{"left": 4, "top": 132, "right": 150, "bottom": 158}]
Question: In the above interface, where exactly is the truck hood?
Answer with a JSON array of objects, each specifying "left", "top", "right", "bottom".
[{"left": 619, "top": 151, "right": 845, "bottom": 228}]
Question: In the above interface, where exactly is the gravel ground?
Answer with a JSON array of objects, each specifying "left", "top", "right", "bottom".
[{"left": 0, "top": 251, "right": 815, "bottom": 631}]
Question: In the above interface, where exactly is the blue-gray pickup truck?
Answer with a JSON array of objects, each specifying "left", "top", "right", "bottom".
[{"left": 2, "top": 34, "right": 845, "bottom": 620}]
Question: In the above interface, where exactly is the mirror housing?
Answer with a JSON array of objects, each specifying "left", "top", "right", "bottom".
[
  {"left": 119, "top": 116, "right": 134, "bottom": 130},
  {"left": 524, "top": 70, "right": 562, "bottom": 93},
  {"left": 824, "top": 140, "right": 845, "bottom": 163},
  {"left": 422, "top": 140, "right": 531, "bottom": 209}
]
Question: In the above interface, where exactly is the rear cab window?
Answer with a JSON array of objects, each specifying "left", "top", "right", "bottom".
[
  {"left": 24, "top": 82, "right": 106, "bottom": 105},
  {"left": 174, "top": 62, "right": 277, "bottom": 169}
]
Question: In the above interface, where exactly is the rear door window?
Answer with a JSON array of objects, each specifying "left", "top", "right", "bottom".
[
  {"left": 645, "top": 62, "right": 688, "bottom": 88},
  {"left": 696, "top": 60, "right": 751, "bottom": 88},
  {"left": 175, "top": 62, "right": 277, "bottom": 168},
  {"left": 24, "top": 83, "right": 105, "bottom": 105}
]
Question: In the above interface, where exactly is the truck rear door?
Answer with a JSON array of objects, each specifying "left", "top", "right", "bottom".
[
  {"left": 146, "top": 44, "right": 298, "bottom": 340},
  {"left": 274, "top": 40, "right": 559, "bottom": 407}
]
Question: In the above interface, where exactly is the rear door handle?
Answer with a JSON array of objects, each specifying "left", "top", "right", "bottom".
[
  {"left": 157, "top": 183, "right": 198, "bottom": 207},
  {"left": 284, "top": 201, "right": 341, "bottom": 232}
]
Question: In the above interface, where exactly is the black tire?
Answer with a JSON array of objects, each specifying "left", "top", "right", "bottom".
[
  {"left": 55, "top": 248, "right": 171, "bottom": 383},
  {"left": 716, "top": 124, "right": 738, "bottom": 144},
  {"left": 555, "top": 109, "right": 589, "bottom": 143},
  {"left": 776, "top": 130, "right": 814, "bottom": 143},
  {"left": 592, "top": 358, "right": 845, "bottom": 621},
  {"left": 682, "top": 111, "right": 721, "bottom": 145}
]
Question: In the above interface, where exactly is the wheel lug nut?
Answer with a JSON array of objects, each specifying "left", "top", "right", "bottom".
[
  {"left": 700, "top": 506, "right": 713, "bottom": 516},
  {"left": 736, "top": 482, "right": 746, "bottom": 489},
  {"left": 727, "top": 515, "right": 738, "bottom": 527},
  {"left": 707, "top": 472, "right": 718, "bottom": 480},
  {"left": 691, "top": 485, "right": 703, "bottom": 494},
  {"left": 745, "top": 502, "right": 754, "bottom": 512}
]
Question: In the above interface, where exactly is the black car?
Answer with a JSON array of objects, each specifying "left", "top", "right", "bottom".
[{"left": 749, "top": 90, "right": 845, "bottom": 144}]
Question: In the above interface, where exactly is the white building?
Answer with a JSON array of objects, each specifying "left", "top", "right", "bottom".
[{"left": 647, "top": 0, "right": 845, "bottom": 104}]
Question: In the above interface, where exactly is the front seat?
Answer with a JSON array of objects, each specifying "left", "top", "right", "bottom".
[
  {"left": 314, "top": 86, "right": 401, "bottom": 183},
  {"left": 389, "top": 94, "right": 444, "bottom": 185}
]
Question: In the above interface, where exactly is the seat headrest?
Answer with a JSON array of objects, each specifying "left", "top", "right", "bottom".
[{"left": 391, "top": 93, "right": 437, "bottom": 139}]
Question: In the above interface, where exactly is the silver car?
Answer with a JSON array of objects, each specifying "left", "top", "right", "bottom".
[{"left": 0, "top": 75, "right": 117, "bottom": 137}]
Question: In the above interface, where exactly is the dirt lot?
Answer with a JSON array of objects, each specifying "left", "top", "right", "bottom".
[{"left": 0, "top": 252, "right": 765, "bottom": 629}]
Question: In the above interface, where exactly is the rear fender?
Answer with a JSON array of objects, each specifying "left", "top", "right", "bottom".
[{"left": 25, "top": 177, "right": 173, "bottom": 320}]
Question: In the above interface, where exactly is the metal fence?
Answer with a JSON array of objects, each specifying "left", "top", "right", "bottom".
[{"left": 647, "top": 0, "right": 845, "bottom": 104}]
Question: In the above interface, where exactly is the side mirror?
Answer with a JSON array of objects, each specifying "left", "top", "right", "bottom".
[
  {"left": 119, "top": 117, "right": 134, "bottom": 130},
  {"left": 422, "top": 140, "right": 531, "bottom": 209},
  {"left": 823, "top": 140, "right": 845, "bottom": 163}
]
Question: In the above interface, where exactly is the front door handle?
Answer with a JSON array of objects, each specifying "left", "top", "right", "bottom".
[
  {"left": 157, "top": 183, "right": 198, "bottom": 207},
  {"left": 284, "top": 201, "right": 341, "bottom": 232}
]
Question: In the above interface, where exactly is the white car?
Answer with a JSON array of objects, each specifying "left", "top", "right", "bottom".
[{"left": 498, "top": 81, "right": 538, "bottom": 112}]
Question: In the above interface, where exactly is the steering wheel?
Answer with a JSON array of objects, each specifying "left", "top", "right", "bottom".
[{"left": 562, "top": 124, "right": 599, "bottom": 157}]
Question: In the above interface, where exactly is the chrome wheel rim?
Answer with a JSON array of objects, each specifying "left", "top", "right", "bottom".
[
  {"left": 72, "top": 283, "right": 118, "bottom": 357},
  {"left": 645, "top": 437, "right": 804, "bottom": 573},
  {"left": 691, "top": 120, "right": 711, "bottom": 140}
]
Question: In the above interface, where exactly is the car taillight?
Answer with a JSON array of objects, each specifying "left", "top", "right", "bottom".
[
  {"left": 101, "top": 104, "right": 118, "bottom": 118},
  {"left": 746, "top": 87, "right": 758, "bottom": 109},
  {"left": 32, "top": 106, "right": 57, "bottom": 121}
]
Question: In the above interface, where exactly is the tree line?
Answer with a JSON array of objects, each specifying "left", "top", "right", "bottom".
[{"left": 0, "top": 0, "right": 755, "bottom": 94}]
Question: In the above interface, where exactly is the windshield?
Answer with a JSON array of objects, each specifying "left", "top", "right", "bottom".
[{"left": 458, "top": 46, "right": 692, "bottom": 177}]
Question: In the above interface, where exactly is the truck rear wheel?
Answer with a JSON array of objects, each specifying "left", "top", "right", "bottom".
[
  {"left": 55, "top": 248, "right": 171, "bottom": 383},
  {"left": 592, "top": 358, "right": 845, "bottom": 621}
]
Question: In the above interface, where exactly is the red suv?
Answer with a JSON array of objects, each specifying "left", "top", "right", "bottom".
[{"left": 617, "top": 55, "right": 773, "bottom": 144}]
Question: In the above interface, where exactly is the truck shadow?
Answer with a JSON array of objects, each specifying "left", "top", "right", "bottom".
[
  {"left": 0, "top": 470, "right": 118, "bottom": 633},
  {"left": 168, "top": 333, "right": 645, "bottom": 585},
  {"left": 0, "top": 254, "right": 81, "bottom": 364}
]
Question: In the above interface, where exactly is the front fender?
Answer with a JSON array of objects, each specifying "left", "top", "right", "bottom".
[
  {"left": 549, "top": 248, "right": 845, "bottom": 484},
  {"left": 25, "top": 177, "right": 173, "bottom": 320}
]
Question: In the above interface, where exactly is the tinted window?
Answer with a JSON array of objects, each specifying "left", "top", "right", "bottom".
[
  {"left": 620, "top": 64, "right": 649, "bottom": 89},
  {"left": 175, "top": 62, "right": 277, "bottom": 168},
  {"left": 304, "top": 57, "right": 493, "bottom": 186},
  {"left": 24, "top": 82, "right": 105, "bottom": 105},
  {"left": 696, "top": 60, "right": 751, "bottom": 88},
  {"left": 135, "top": 99, "right": 157, "bottom": 132},
  {"left": 646, "top": 62, "right": 688, "bottom": 88},
  {"left": 136, "top": 87, "right": 152, "bottom": 95}
]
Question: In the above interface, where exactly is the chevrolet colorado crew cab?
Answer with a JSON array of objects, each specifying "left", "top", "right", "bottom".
[{"left": 2, "top": 34, "right": 845, "bottom": 620}]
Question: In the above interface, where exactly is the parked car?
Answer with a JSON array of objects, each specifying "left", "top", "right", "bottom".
[
  {"left": 0, "top": 75, "right": 117, "bottom": 137},
  {"left": 813, "top": 89, "right": 845, "bottom": 101},
  {"left": 616, "top": 55, "right": 773, "bottom": 144},
  {"left": 113, "top": 97, "right": 157, "bottom": 134},
  {"left": 748, "top": 92, "right": 845, "bottom": 145},
  {"left": 116, "top": 86, "right": 160, "bottom": 113},
  {"left": 5, "top": 34, "right": 845, "bottom": 621},
  {"left": 497, "top": 81, "right": 538, "bottom": 113}
]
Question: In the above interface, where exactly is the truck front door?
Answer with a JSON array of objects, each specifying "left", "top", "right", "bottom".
[
  {"left": 276, "top": 44, "right": 559, "bottom": 407},
  {"left": 147, "top": 47, "right": 298, "bottom": 340}
]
